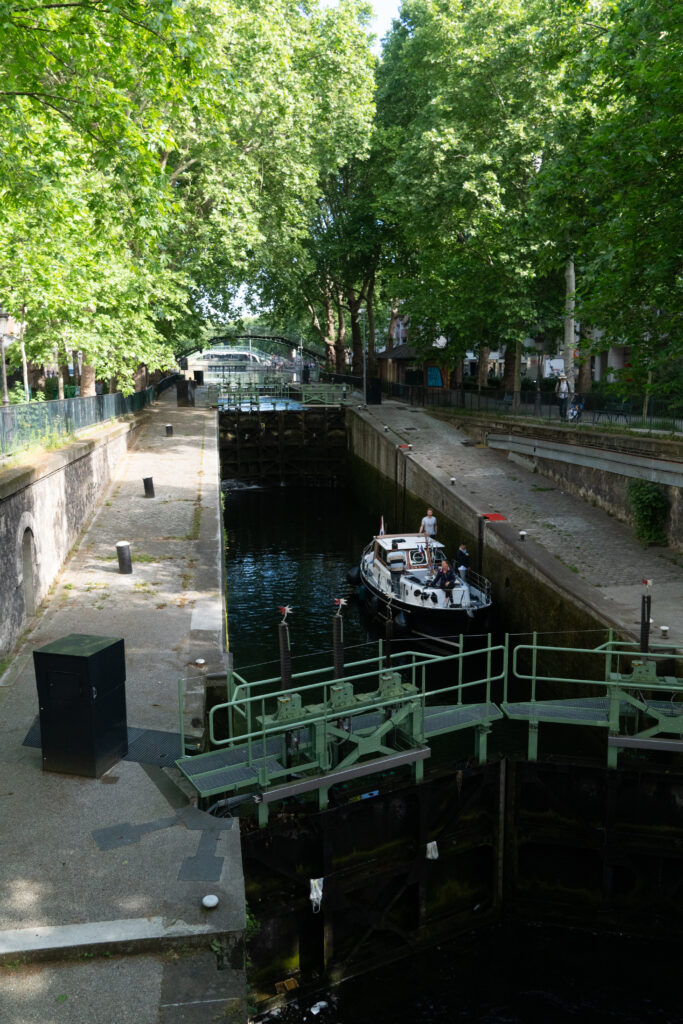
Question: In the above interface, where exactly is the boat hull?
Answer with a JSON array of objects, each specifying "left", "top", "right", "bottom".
[{"left": 358, "top": 576, "right": 491, "bottom": 638}]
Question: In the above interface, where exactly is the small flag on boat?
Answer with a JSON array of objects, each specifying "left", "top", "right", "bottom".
[
  {"left": 278, "top": 605, "right": 293, "bottom": 622},
  {"left": 379, "top": 516, "right": 385, "bottom": 535},
  {"left": 642, "top": 578, "right": 653, "bottom": 587},
  {"left": 334, "top": 597, "right": 347, "bottom": 616}
]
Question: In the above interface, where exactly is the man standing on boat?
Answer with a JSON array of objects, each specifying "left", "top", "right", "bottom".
[
  {"left": 419, "top": 507, "right": 437, "bottom": 538},
  {"left": 456, "top": 543, "right": 470, "bottom": 578}
]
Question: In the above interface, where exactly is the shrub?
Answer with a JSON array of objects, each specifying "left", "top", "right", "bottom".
[{"left": 627, "top": 481, "right": 669, "bottom": 545}]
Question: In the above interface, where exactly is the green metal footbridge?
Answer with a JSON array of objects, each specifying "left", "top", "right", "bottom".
[{"left": 176, "top": 634, "right": 682, "bottom": 826}]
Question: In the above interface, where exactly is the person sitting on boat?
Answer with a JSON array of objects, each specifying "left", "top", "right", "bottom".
[
  {"left": 432, "top": 560, "right": 456, "bottom": 604},
  {"left": 387, "top": 541, "right": 407, "bottom": 595},
  {"left": 455, "top": 543, "right": 470, "bottom": 579}
]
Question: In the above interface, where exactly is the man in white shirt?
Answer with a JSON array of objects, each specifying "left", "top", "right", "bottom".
[{"left": 419, "top": 507, "right": 437, "bottom": 538}]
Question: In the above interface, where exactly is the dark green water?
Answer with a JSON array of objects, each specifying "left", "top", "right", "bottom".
[{"left": 224, "top": 484, "right": 379, "bottom": 677}]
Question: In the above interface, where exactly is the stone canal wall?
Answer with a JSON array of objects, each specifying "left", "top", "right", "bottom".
[
  {"left": 0, "top": 416, "right": 145, "bottom": 657},
  {"left": 346, "top": 408, "right": 617, "bottom": 643},
  {"left": 447, "top": 414, "right": 683, "bottom": 551}
]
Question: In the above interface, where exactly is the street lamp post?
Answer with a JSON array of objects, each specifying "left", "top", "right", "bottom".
[{"left": 0, "top": 308, "right": 10, "bottom": 407}]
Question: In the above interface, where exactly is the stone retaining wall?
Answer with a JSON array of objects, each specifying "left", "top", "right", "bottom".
[
  {"left": 453, "top": 414, "right": 683, "bottom": 550},
  {"left": 0, "top": 417, "right": 144, "bottom": 657}
]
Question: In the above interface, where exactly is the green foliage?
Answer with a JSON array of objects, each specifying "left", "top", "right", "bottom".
[
  {"left": 9, "top": 383, "right": 44, "bottom": 403},
  {"left": 627, "top": 481, "right": 669, "bottom": 546},
  {"left": 0, "top": 0, "right": 375, "bottom": 387}
]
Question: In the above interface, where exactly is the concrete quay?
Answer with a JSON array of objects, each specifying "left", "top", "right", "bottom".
[
  {"left": 351, "top": 400, "right": 682, "bottom": 649},
  {"left": 0, "top": 390, "right": 246, "bottom": 1023}
]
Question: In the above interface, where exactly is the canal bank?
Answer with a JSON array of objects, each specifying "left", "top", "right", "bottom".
[
  {"left": 347, "top": 401, "right": 683, "bottom": 650},
  {"left": 0, "top": 390, "right": 247, "bottom": 1024}
]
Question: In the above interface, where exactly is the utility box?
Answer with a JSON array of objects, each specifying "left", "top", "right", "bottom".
[{"left": 33, "top": 634, "right": 128, "bottom": 778}]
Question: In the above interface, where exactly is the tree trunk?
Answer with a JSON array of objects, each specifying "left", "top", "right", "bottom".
[
  {"left": 502, "top": 345, "right": 516, "bottom": 393},
  {"left": 577, "top": 360, "right": 592, "bottom": 396},
  {"left": 134, "top": 363, "right": 147, "bottom": 391},
  {"left": 564, "top": 258, "right": 576, "bottom": 384},
  {"left": 335, "top": 298, "right": 346, "bottom": 373},
  {"left": 576, "top": 327, "right": 592, "bottom": 395},
  {"left": 59, "top": 363, "right": 69, "bottom": 400},
  {"left": 308, "top": 297, "right": 336, "bottom": 367},
  {"left": 477, "top": 344, "right": 490, "bottom": 390},
  {"left": 347, "top": 294, "right": 363, "bottom": 377},
  {"left": 386, "top": 304, "right": 399, "bottom": 351},
  {"left": 512, "top": 340, "right": 522, "bottom": 411},
  {"left": 80, "top": 363, "right": 96, "bottom": 397},
  {"left": 367, "top": 276, "right": 376, "bottom": 375}
]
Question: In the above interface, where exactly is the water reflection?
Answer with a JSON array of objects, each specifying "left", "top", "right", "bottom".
[{"left": 224, "top": 485, "right": 376, "bottom": 677}]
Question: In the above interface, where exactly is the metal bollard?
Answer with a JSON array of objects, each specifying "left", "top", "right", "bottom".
[
  {"left": 165, "top": 424, "right": 173, "bottom": 437},
  {"left": 143, "top": 476, "right": 155, "bottom": 499},
  {"left": 116, "top": 541, "right": 133, "bottom": 574}
]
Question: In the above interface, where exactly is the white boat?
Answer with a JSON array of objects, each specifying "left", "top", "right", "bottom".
[{"left": 350, "top": 532, "right": 492, "bottom": 636}]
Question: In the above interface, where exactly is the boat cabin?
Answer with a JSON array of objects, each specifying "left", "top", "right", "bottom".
[{"left": 372, "top": 533, "right": 444, "bottom": 570}]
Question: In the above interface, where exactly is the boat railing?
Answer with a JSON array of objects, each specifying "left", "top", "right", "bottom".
[{"left": 465, "top": 567, "right": 491, "bottom": 601}]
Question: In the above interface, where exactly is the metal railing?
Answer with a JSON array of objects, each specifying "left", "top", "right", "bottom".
[
  {"left": 381, "top": 382, "right": 683, "bottom": 432},
  {"left": 216, "top": 379, "right": 350, "bottom": 410},
  {"left": 0, "top": 387, "right": 154, "bottom": 457},
  {"left": 176, "top": 639, "right": 505, "bottom": 806}
]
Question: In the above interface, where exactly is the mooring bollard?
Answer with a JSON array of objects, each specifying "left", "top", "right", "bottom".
[
  {"left": 143, "top": 476, "right": 155, "bottom": 499},
  {"left": 165, "top": 424, "right": 173, "bottom": 437},
  {"left": 116, "top": 541, "right": 133, "bottom": 574}
]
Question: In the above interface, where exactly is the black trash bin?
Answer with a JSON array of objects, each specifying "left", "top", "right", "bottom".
[{"left": 33, "top": 634, "right": 128, "bottom": 778}]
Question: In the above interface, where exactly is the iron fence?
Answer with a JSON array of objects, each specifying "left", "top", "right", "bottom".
[
  {"left": 0, "top": 387, "right": 155, "bottom": 457},
  {"left": 381, "top": 382, "right": 683, "bottom": 431}
]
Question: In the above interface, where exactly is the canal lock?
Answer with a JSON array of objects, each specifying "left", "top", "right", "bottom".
[{"left": 213, "top": 410, "right": 683, "bottom": 1016}]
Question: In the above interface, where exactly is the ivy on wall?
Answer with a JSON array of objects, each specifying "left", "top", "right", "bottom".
[{"left": 627, "top": 481, "right": 670, "bottom": 546}]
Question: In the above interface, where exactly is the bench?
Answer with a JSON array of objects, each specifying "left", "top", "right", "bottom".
[{"left": 593, "top": 400, "right": 632, "bottom": 426}]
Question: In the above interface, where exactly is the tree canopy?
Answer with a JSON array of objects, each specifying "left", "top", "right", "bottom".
[
  {"left": 1, "top": 0, "right": 680, "bottom": 394},
  {"left": 0, "top": 0, "right": 375, "bottom": 390}
]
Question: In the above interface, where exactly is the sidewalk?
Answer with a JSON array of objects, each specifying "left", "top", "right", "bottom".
[
  {"left": 358, "top": 400, "right": 682, "bottom": 648},
  {"left": 0, "top": 390, "right": 246, "bottom": 1023}
]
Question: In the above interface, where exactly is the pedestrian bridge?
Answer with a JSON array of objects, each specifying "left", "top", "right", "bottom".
[{"left": 175, "top": 633, "right": 683, "bottom": 825}]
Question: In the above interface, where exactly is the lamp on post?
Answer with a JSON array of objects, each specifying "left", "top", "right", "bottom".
[{"left": 0, "top": 307, "right": 10, "bottom": 408}]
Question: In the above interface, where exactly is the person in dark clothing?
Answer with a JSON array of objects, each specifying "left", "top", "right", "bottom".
[
  {"left": 455, "top": 544, "right": 470, "bottom": 577},
  {"left": 432, "top": 560, "right": 456, "bottom": 603}
]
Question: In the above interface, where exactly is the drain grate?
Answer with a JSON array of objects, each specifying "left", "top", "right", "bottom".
[{"left": 23, "top": 717, "right": 183, "bottom": 767}]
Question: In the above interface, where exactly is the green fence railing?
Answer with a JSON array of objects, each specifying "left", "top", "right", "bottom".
[{"left": 0, "top": 387, "right": 154, "bottom": 457}]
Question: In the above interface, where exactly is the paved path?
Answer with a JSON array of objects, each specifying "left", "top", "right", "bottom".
[
  {"left": 359, "top": 400, "right": 682, "bottom": 646},
  {"left": 0, "top": 391, "right": 246, "bottom": 1023}
]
